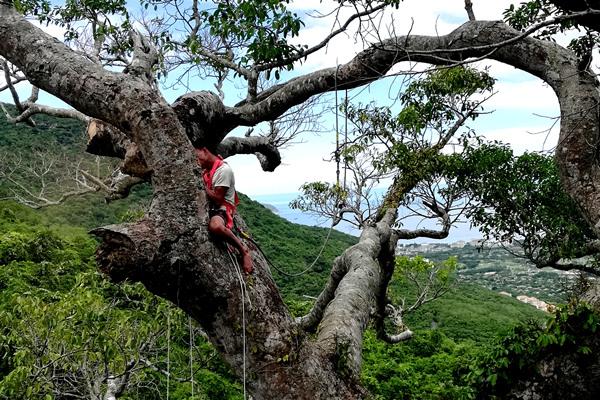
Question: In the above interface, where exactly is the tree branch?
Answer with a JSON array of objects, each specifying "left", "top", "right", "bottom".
[
  {"left": 229, "top": 15, "right": 598, "bottom": 126},
  {"left": 3, "top": 102, "right": 90, "bottom": 124},
  {"left": 1, "top": 59, "right": 35, "bottom": 126},
  {"left": 254, "top": 2, "right": 388, "bottom": 73},
  {"left": 395, "top": 198, "right": 452, "bottom": 240},
  {"left": 378, "top": 303, "right": 413, "bottom": 344},
  {"left": 548, "top": 1, "right": 600, "bottom": 32},
  {"left": 216, "top": 135, "right": 281, "bottom": 171},
  {"left": 126, "top": 30, "right": 158, "bottom": 86},
  {"left": 536, "top": 259, "right": 600, "bottom": 276},
  {"left": 464, "top": 0, "right": 476, "bottom": 21},
  {"left": 314, "top": 211, "right": 396, "bottom": 377}
]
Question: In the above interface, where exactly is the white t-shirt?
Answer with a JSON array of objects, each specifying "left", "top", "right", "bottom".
[{"left": 212, "top": 162, "right": 236, "bottom": 208}]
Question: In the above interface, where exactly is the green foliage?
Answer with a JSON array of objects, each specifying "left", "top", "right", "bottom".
[
  {"left": 139, "top": 0, "right": 307, "bottom": 76},
  {"left": 289, "top": 181, "right": 349, "bottom": 214},
  {"left": 14, "top": 0, "right": 131, "bottom": 53},
  {"left": 1, "top": 277, "right": 160, "bottom": 398},
  {"left": 0, "top": 229, "right": 65, "bottom": 265},
  {"left": 0, "top": 104, "right": 85, "bottom": 152},
  {"left": 362, "top": 276, "right": 550, "bottom": 399},
  {"left": 362, "top": 329, "right": 477, "bottom": 399},
  {"left": 395, "top": 280, "right": 545, "bottom": 345},
  {"left": 447, "top": 140, "right": 595, "bottom": 269},
  {"left": 201, "top": 0, "right": 305, "bottom": 68},
  {"left": 0, "top": 204, "right": 241, "bottom": 399},
  {"left": 504, "top": 1, "right": 569, "bottom": 35},
  {"left": 293, "top": 66, "right": 495, "bottom": 221},
  {"left": 345, "top": 66, "right": 494, "bottom": 174},
  {"left": 503, "top": 1, "right": 599, "bottom": 59},
  {"left": 397, "top": 67, "right": 495, "bottom": 135},
  {"left": 467, "top": 302, "right": 600, "bottom": 398},
  {"left": 394, "top": 255, "right": 456, "bottom": 286}
]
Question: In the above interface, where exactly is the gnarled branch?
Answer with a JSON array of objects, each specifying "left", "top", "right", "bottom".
[{"left": 216, "top": 136, "right": 281, "bottom": 171}]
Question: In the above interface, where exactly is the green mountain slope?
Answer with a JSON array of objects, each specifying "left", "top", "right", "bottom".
[
  {"left": 0, "top": 102, "right": 546, "bottom": 337},
  {"left": 1, "top": 104, "right": 554, "bottom": 399}
]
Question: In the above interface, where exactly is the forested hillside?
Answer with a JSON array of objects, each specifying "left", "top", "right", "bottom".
[{"left": 0, "top": 108, "right": 576, "bottom": 399}]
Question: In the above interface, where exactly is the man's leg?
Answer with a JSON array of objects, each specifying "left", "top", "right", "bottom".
[{"left": 208, "top": 215, "right": 254, "bottom": 273}]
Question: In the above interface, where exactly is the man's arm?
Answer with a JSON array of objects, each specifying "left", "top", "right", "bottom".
[{"left": 206, "top": 186, "right": 228, "bottom": 206}]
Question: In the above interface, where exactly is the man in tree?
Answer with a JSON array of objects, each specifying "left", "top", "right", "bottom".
[{"left": 196, "top": 146, "right": 253, "bottom": 274}]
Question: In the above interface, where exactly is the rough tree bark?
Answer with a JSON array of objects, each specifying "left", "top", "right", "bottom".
[{"left": 2, "top": 1, "right": 600, "bottom": 398}]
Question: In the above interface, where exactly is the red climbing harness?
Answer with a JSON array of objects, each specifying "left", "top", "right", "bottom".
[{"left": 202, "top": 156, "right": 239, "bottom": 229}]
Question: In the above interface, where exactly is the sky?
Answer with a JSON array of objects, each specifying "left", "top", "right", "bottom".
[{"left": 1, "top": 0, "right": 597, "bottom": 239}]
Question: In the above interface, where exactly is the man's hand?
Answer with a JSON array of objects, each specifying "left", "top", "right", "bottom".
[{"left": 206, "top": 186, "right": 228, "bottom": 205}]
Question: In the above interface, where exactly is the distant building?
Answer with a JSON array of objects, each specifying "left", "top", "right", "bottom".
[{"left": 516, "top": 295, "right": 554, "bottom": 312}]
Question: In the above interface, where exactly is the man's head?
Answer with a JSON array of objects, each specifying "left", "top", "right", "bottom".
[{"left": 195, "top": 147, "right": 216, "bottom": 169}]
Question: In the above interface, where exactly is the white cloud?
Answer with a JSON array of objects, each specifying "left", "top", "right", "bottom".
[
  {"left": 489, "top": 80, "right": 559, "bottom": 111},
  {"left": 29, "top": 18, "right": 66, "bottom": 40},
  {"left": 481, "top": 125, "right": 560, "bottom": 155},
  {"left": 230, "top": 137, "right": 337, "bottom": 196}
]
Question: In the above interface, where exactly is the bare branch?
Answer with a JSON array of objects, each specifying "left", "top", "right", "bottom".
[
  {"left": 465, "top": 0, "right": 476, "bottom": 21},
  {"left": 216, "top": 135, "right": 281, "bottom": 172},
  {"left": 1, "top": 59, "right": 35, "bottom": 126},
  {"left": 0, "top": 150, "right": 142, "bottom": 208},
  {"left": 194, "top": 43, "right": 252, "bottom": 81},
  {"left": 255, "top": 2, "right": 388, "bottom": 72},
  {"left": 126, "top": 30, "right": 159, "bottom": 86},
  {"left": 536, "top": 259, "right": 600, "bottom": 276},
  {"left": 2, "top": 101, "right": 90, "bottom": 124},
  {"left": 0, "top": 75, "right": 26, "bottom": 92},
  {"left": 378, "top": 304, "right": 413, "bottom": 344}
]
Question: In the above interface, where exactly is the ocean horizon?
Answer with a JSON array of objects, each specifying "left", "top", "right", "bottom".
[{"left": 249, "top": 192, "right": 482, "bottom": 244}]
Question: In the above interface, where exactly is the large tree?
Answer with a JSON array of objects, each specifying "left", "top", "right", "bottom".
[{"left": 1, "top": 0, "right": 600, "bottom": 398}]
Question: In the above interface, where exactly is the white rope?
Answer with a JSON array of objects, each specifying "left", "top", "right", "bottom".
[
  {"left": 344, "top": 88, "right": 349, "bottom": 189},
  {"left": 227, "top": 250, "right": 250, "bottom": 400},
  {"left": 166, "top": 311, "right": 171, "bottom": 400},
  {"left": 260, "top": 224, "right": 335, "bottom": 277},
  {"left": 189, "top": 315, "right": 195, "bottom": 399},
  {"left": 334, "top": 62, "right": 341, "bottom": 188}
]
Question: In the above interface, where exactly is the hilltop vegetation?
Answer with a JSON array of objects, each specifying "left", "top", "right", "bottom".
[
  {"left": 0, "top": 196, "right": 549, "bottom": 399},
  {"left": 1, "top": 107, "right": 593, "bottom": 399}
]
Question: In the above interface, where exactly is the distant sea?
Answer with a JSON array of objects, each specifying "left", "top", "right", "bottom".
[{"left": 250, "top": 192, "right": 482, "bottom": 244}]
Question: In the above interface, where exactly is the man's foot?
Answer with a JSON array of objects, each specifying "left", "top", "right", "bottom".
[{"left": 242, "top": 252, "right": 254, "bottom": 274}]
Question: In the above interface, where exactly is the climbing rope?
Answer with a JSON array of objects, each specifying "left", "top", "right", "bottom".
[
  {"left": 344, "top": 88, "right": 349, "bottom": 190},
  {"left": 334, "top": 63, "right": 350, "bottom": 214},
  {"left": 226, "top": 249, "right": 250, "bottom": 400},
  {"left": 236, "top": 226, "right": 334, "bottom": 278},
  {"left": 335, "top": 63, "right": 341, "bottom": 189},
  {"left": 166, "top": 311, "right": 171, "bottom": 400},
  {"left": 189, "top": 315, "right": 195, "bottom": 399}
]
